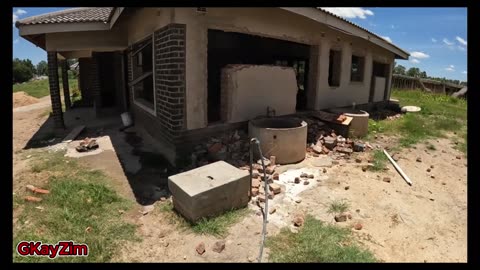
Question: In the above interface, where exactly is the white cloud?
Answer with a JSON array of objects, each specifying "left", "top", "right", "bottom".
[
  {"left": 13, "top": 39, "right": 19, "bottom": 44},
  {"left": 431, "top": 38, "right": 437, "bottom": 43},
  {"left": 410, "top": 51, "right": 430, "bottom": 59},
  {"left": 15, "top": 9, "right": 27, "bottom": 15},
  {"left": 410, "top": 59, "right": 420, "bottom": 64},
  {"left": 13, "top": 13, "right": 18, "bottom": 23},
  {"left": 456, "top": 36, "right": 467, "bottom": 46},
  {"left": 443, "top": 38, "right": 454, "bottom": 46},
  {"left": 320, "top": 8, "right": 374, "bottom": 19},
  {"left": 462, "top": 71, "right": 467, "bottom": 74},
  {"left": 381, "top": 36, "right": 392, "bottom": 43},
  {"left": 445, "top": 65, "right": 455, "bottom": 72},
  {"left": 457, "top": 46, "right": 466, "bottom": 51}
]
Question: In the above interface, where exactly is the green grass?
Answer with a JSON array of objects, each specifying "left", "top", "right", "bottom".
[
  {"left": 159, "top": 201, "right": 249, "bottom": 237},
  {"left": 368, "top": 89, "right": 467, "bottom": 148},
  {"left": 370, "top": 150, "right": 388, "bottom": 172},
  {"left": 327, "top": 199, "right": 350, "bottom": 214},
  {"left": 13, "top": 151, "right": 138, "bottom": 262},
  {"left": 266, "top": 215, "right": 377, "bottom": 262},
  {"left": 13, "top": 77, "right": 78, "bottom": 98}
]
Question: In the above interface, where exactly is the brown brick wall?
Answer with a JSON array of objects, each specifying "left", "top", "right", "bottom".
[{"left": 47, "top": 51, "right": 64, "bottom": 128}]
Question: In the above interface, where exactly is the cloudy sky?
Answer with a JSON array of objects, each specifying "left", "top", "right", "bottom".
[{"left": 12, "top": 7, "right": 468, "bottom": 80}]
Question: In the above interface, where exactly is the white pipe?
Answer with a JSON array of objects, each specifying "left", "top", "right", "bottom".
[{"left": 383, "top": 149, "right": 412, "bottom": 186}]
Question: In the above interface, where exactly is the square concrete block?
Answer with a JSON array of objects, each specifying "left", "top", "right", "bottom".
[{"left": 168, "top": 161, "right": 250, "bottom": 222}]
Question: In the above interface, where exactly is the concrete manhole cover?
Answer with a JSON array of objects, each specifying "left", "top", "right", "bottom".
[{"left": 401, "top": 106, "right": 421, "bottom": 113}]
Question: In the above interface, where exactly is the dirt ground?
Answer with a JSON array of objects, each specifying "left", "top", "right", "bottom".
[
  {"left": 13, "top": 91, "right": 40, "bottom": 108},
  {"left": 12, "top": 103, "right": 467, "bottom": 263}
]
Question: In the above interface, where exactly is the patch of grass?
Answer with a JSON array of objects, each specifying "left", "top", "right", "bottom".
[
  {"left": 368, "top": 90, "right": 466, "bottom": 148},
  {"left": 13, "top": 151, "right": 138, "bottom": 262},
  {"left": 13, "top": 78, "right": 78, "bottom": 98},
  {"left": 370, "top": 150, "right": 388, "bottom": 171},
  {"left": 327, "top": 199, "right": 350, "bottom": 214},
  {"left": 266, "top": 215, "right": 377, "bottom": 262},
  {"left": 159, "top": 201, "right": 249, "bottom": 237}
]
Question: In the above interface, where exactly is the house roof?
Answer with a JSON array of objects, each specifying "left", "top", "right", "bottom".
[{"left": 15, "top": 7, "right": 114, "bottom": 26}]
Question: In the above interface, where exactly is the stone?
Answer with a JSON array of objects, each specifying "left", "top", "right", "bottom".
[
  {"left": 269, "top": 207, "right": 277, "bottom": 214},
  {"left": 354, "top": 223, "right": 363, "bottom": 230},
  {"left": 295, "top": 198, "right": 302, "bottom": 203},
  {"left": 269, "top": 156, "right": 276, "bottom": 166},
  {"left": 303, "top": 180, "right": 310, "bottom": 185},
  {"left": 322, "top": 146, "right": 331, "bottom": 154},
  {"left": 323, "top": 168, "right": 327, "bottom": 173},
  {"left": 258, "top": 194, "right": 266, "bottom": 203},
  {"left": 265, "top": 165, "right": 276, "bottom": 174},
  {"left": 355, "top": 158, "right": 362, "bottom": 163},
  {"left": 273, "top": 173, "right": 279, "bottom": 180},
  {"left": 430, "top": 165, "right": 434, "bottom": 169},
  {"left": 353, "top": 142, "right": 365, "bottom": 152},
  {"left": 456, "top": 156, "right": 461, "bottom": 159},
  {"left": 324, "top": 136, "right": 337, "bottom": 150},
  {"left": 208, "top": 143, "right": 223, "bottom": 154},
  {"left": 251, "top": 188, "right": 259, "bottom": 197},
  {"left": 312, "top": 144, "right": 323, "bottom": 154},
  {"left": 383, "top": 177, "right": 391, "bottom": 183},
  {"left": 306, "top": 174, "right": 314, "bottom": 179},
  {"left": 345, "top": 186, "right": 350, "bottom": 190},
  {"left": 196, "top": 242, "right": 206, "bottom": 255},
  {"left": 252, "top": 178, "right": 261, "bottom": 188},
  {"left": 337, "top": 147, "right": 353, "bottom": 154},
  {"left": 294, "top": 177, "right": 301, "bottom": 184},
  {"left": 212, "top": 240, "right": 226, "bottom": 253},
  {"left": 300, "top": 172, "right": 308, "bottom": 178},
  {"left": 334, "top": 213, "right": 348, "bottom": 222},
  {"left": 269, "top": 183, "right": 282, "bottom": 194},
  {"left": 337, "top": 136, "right": 346, "bottom": 144},
  {"left": 293, "top": 215, "right": 305, "bottom": 227},
  {"left": 416, "top": 157, "right": 422, "bottom": 162},
  {"left": 442, "top": 182, "right": 446, "bottom": 185},
  {"left": 362, "top": 166, "right": 368, "bottom": 172},
  {"left": 431, "top": 175, "right": 435, "bottom": 179}
]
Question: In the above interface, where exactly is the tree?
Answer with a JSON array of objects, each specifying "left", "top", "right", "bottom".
[
  {"left": 420, "top": 71, "right": 427, "bottom": 78},
  {"left": 393, "top": 64, "right": 406, "bottom": 75},
  {"left": 406, "top": 67, "right": 421, "bottom": 77},
  {"left": 13, "top": 58, "right": 34, "bottom": 83},
  {"left": 36, "top": 60, "right": 48, "bottom": 76}
]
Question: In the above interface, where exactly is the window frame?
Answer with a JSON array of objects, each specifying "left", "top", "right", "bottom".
[
  {"left": 328, "top": 49, "right": 342, "bottom": 88},
  {"left": 350, "top": 54, "right": 365, "bottom": 83},
  {"left": 130, "top": 35, "right": 156, "bottom": 116}
]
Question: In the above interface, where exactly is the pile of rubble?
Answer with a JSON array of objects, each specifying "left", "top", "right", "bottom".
[
  {"left": 307, "top": 131, "right": 371, "bottom": 156},
  {"left": 190, "top": 130, "right": 251, "bottom": 168},
  {"left": 239, "top": 156, "right": 283, "bottom": 202}
]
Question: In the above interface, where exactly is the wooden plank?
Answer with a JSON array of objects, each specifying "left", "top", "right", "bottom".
[{"left": 63, "top": 125, "right": 85, "bottom": 143}]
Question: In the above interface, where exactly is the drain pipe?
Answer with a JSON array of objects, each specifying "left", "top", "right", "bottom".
[{"left": 249, "top": 138, "right": 269, "bottom": 263}]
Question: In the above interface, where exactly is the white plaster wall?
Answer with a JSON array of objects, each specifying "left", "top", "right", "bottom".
[
  {"left": 222, "top": 65, "right": 298, "bottom": 123},
  {"left": 126, "top": 8, "right": 173, "bottom": 45}
]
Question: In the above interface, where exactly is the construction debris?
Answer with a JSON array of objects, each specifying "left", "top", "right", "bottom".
[
  {"left": 75, "top": 137, "right": 99, "bottom": 152},
  {"left": 25, "top": 196, "right": 42, "bottom": 202},
  {"left": 384, "top": 149, "right": 413, "bottom": 186},
  {"left": 26, "top": 184, "right": 50, "bottom": 194}
]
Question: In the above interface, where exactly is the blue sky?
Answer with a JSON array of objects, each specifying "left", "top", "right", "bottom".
[{"left": 12, "top": 7, "right": 468, "bottom": 81}]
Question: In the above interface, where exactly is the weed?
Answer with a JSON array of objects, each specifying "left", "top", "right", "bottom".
[
  {"left": 327, "top": 199, "right": 350, "bottom": 214},
  {"left": 266, "top": 215, "right": 377, "bottom": 262},
  {"left": 370, "top": 150, "right": 388, "bottom": 171}
]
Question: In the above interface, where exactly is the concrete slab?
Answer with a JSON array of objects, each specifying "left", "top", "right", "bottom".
[{"left": 168, "top": 161, "right": 250, "bottom": 222}]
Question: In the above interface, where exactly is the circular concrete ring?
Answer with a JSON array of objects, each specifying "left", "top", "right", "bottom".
[{"left": 401, "top": 106, "right": 421, "bottom": 113}]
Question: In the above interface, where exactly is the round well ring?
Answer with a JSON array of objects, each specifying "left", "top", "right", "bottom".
[
  {"left": 328, "top": 108, "right": 370, "bottom": 138},
  {"left": 248, "top": 118, "right": 307, "bottom": 164}
]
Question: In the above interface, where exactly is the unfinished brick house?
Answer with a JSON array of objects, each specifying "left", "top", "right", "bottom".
[{"left": 16, "top": 7, "right": 409, "bottom": 166}]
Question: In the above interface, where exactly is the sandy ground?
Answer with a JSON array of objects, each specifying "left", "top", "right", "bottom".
[
  {"left": 12, "top": 104, "right": 467, "bottom": 263},
  {"left": 13, "top": 92, "right": 40, "bottom": 108}
]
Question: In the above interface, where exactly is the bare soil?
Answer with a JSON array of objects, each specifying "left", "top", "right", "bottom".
[
  {"left": 12, "top": 107, "right": 467, "bottom": 263},
  {"left": 13, "top": 91, "right": 40, "bottom": 108}
]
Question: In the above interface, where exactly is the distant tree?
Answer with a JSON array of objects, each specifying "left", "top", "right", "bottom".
[
  {"left": 419, "top": 71, "right": 427, "bottom": 78},
  {"left": 406, "top": 67, "right": 421, "bottom": 77},
  {"left": 393, "top": 64, "right": 406, "bottom": 75},
  {"left": 36, "top": 60, "right": 48, "bottom": 76},
  {"left": 13, "top": 58, "right": 34, "bottom": 83}
]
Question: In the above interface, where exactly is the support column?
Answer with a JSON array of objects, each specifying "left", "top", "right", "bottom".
[
  {"left": 47, "top": 51, "right": 65, "bottom": 129},
  {"left": 61, "top": 60, "right": 72, "bottom": 110},
  {"left": 315, "top": 40, "right": 331, "bottom": 110},
  {"left": 90, "top": 53, "right": 102, "bottom": 117}
]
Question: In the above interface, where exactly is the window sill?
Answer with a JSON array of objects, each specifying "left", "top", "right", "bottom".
[{"left": 134, "top": 99, "right": 156, "bottom": 116}]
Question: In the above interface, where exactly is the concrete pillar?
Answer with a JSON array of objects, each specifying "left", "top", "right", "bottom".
[
  {"left": 47, "top": 51, "right": 65, "bottom": 129},
  {"left": 306, "top": 45, "right": 319, "bottom": 110},
  {"left": 314, "top": 40, "right": 331, "bottom": 110},
  {"left": 90, "top": 53, "right": 102, "bottom": 117},
  {"left": 61, "top": 60, "right": 72, "bottom": 110},
  {"left": 340, "top": 41, "right": 352, "bottom": 87}
]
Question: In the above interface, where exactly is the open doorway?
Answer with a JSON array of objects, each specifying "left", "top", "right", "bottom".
[{"left": 207, "top": 29, "right": 310, "bottom": 124}]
